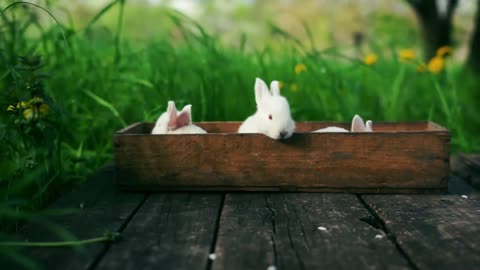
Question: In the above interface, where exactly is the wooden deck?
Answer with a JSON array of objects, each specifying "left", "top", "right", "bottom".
[{"left": 3, "top": 155, "right": 480, "bottom": 270}]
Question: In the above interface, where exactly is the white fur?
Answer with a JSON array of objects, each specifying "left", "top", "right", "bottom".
[
  {"left": 351, "top": 114, "right": 373, "bottom": 132},
  {"left": 313, "top": 114, "right": 373, "bottom": 133},
  {"left": 151, "top": 101, "right": 207, "bottom": 134},
  {"left": 313, "top": 126, "right": 349, "bottom": 133},
  {"left": 238, "top": 78, "right": 295, "bottom": 139}
]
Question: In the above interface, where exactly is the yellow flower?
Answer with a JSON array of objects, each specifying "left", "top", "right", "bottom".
[
  {"left": 416, "top": 63, "right": 427, "bottom": 73},
  {"left": 399, "top": 49, "right": 415, "bottom": 62},
  {"left": 294, "top": 63, "right": 307, "bottom": 74},
  {"left": 427, "top": 56, "right": 445, "bottom": 74},
  {"left": 290, "top": 83, "right": 298, "bottom": 92},
  {"left": 30, "top": 96, "right": 43, "bottom": 104},
  {"left": 7, "top": 105, "right": 16, "bottom": 111},
  {"left": 279, "top": 81, "right": 285, "bottom": 89},
  {"left": 23, "top": 107, "right": 34, "bottom": 120},
  {"left": 17, "top": 101, "right": 28, "bottom": 109},
  {"left": 363, "top": 53, "right": 377, "bottom": 65},
  {"left": 15, "top": 97, "right": 50, "bottom": 120},
  {"left": 436, "top": 46, "right": 452, "bottom": 57}
]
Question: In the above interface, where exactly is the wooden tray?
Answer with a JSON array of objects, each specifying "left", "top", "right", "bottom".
[{"left": 113, "top": 121, "right": 450, "bottom": 193}]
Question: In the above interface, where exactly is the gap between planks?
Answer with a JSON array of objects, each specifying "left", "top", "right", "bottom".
[
  {"left": 356, "top": 194, "right": 419, "bottom": 270},
  {"left": 210, "top": 193, "right": 410, "bottom": 270},
  {"left": 206, "top": 194, "right": 226, "bottom": 270},
  {"left": 87, "top": 193, "right": 150, "bottom": 270}
]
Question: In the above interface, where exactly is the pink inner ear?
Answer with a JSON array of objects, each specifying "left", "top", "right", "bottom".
[
  {"left": 175, "top": 110, "right": 191, "bottom": 128},
  {"left": 351, "top": 119, "right": 365, "bottom": 132},
  {"left": 168, "top": 109, "right": 178, "bottom": 130}
]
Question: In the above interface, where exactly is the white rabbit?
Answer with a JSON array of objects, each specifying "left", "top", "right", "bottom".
[
  {"left": 313, "top": 114, "right": 373, "bottom": 133},
  {"left": 350, "top": 114, "right": 373, "bottom": 132},
  {"left": 151, "top": 101, "right": 207, "bottom": 134},
  {"left": 238, "top": 78, "right": 295, "bottom": 139}
]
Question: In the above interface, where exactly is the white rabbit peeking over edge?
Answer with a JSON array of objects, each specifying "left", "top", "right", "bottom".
[
  {"left": 313, "top": 114, "right": 373, "bottom": 133},
  {"left": 151, "top": 101, "right": 207, "bottom": 134},
  {"left": 238, "top": 78, "right": 296, "bottom": 139}
]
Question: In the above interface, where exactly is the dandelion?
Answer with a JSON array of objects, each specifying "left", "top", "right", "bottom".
[
  {"left": 436, "top": 46, "right": 452, "bottom": 57},
  {"left": 427, "top": 56, "right": 445, "bottom": 74},
  {"left": 363, "top": 53, "right": 377, "bottom": 65},
  {"left": 399, "top": 49, "right": 415, "bottom": 62},
  {"left": 294, "top": 63, "right": 307, "bottom": 74},
  {"left": 290, "top": 83, "right": 298, "bottom": 92}
]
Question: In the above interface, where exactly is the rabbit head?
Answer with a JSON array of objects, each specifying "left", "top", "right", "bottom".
[
  {"left": 253, "top": 78, "right": 295, "bottom": 139},
  {"left": 152, "top": 101, "right": 193, "bottom": 134}
]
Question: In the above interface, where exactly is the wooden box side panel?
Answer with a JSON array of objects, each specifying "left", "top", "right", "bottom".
[
  {"left": 130, "top": 121, "right": 444, "bottom": 135},
  {"left": 114, "top": 132, "right": 450, "bottom": 191}
]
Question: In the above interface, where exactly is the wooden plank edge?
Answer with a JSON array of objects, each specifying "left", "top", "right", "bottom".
[
  {"left": 115, "top": 185, "right": 447, "bottom": 194},
  {"left": 115, "top": 122, "right": 144, "bottom": 134},
  {"left": 116, "top": 121, "right": 450, "bottom": 135}
]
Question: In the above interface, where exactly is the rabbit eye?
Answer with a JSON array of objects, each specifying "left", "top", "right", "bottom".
[{"left": 268, "top": 114, "right": 273, "bottom": 120}]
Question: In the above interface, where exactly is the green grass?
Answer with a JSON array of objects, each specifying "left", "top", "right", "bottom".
[{"left": 0, "top": 1, "right": 479, "bottom": 268}]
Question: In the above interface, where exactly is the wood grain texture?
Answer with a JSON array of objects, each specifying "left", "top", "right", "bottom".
[
  {"left": 212, "top": 193, "right": 409, "bottom": 270},
  {"left": 95, "top": 193, "right": 223, "bottom": 270},
  {"left": 363, "top": 194, "right": 480, "bottom": 269},
  {"left": 3, "top": 165, "right": 147, "bottom": 270},
  {"left": 114, "top": 122, "right": 450, "bottom": 192}
]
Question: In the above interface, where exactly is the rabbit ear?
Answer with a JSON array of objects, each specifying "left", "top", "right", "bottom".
[
  {"left": 365, "top": 120, "right": 373, "bottom": 131},
  {"left": 270, "top": 81, "right": 280, "bottom": 96},
  {"left": 167, "top": 101, "right": 178, "bottom": 130},
  {"left": 351, "top": 114, "right": 366, "bottom": 132},
  {"left": 255, "top": 78, "right": 271, "bottom": 104},
  {"left": 176, "top": 104, "right": 192, "bottom": 128}
]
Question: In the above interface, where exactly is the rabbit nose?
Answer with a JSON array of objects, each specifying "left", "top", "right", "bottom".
[{"left": 279, "top": 131, "right": 288, "bottom": 138}]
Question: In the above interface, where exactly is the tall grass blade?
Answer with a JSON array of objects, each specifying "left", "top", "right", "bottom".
[
  {"left": 83, "top": 89, "right": 127, "bottom": 127},
  {"left": 83, "top": 0, "right": 119, "bottom": 33},
  {"left": 1, "top": 1, "right": 69, "bottom": 48}
]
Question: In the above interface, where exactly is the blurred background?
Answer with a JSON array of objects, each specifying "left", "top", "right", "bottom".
[
  {"left": 1, "top": 0, "right": 479, "bottom": 267},
  {"left": 59, "top": 0, "right": 478, "bottom": 58}
]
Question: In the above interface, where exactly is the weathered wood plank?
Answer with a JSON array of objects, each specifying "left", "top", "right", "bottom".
[
  {"left": 212, "top": 193, "right": 409, "bottom": 270},
  {"left": 363, "top": 194, "right": 480, "bottom": 270},
  {"left": 95, "top": 193, "right": 223, "bottom": 270},
  {"left": 2, "top": 165, "right": 147, "bottom": 270}
]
